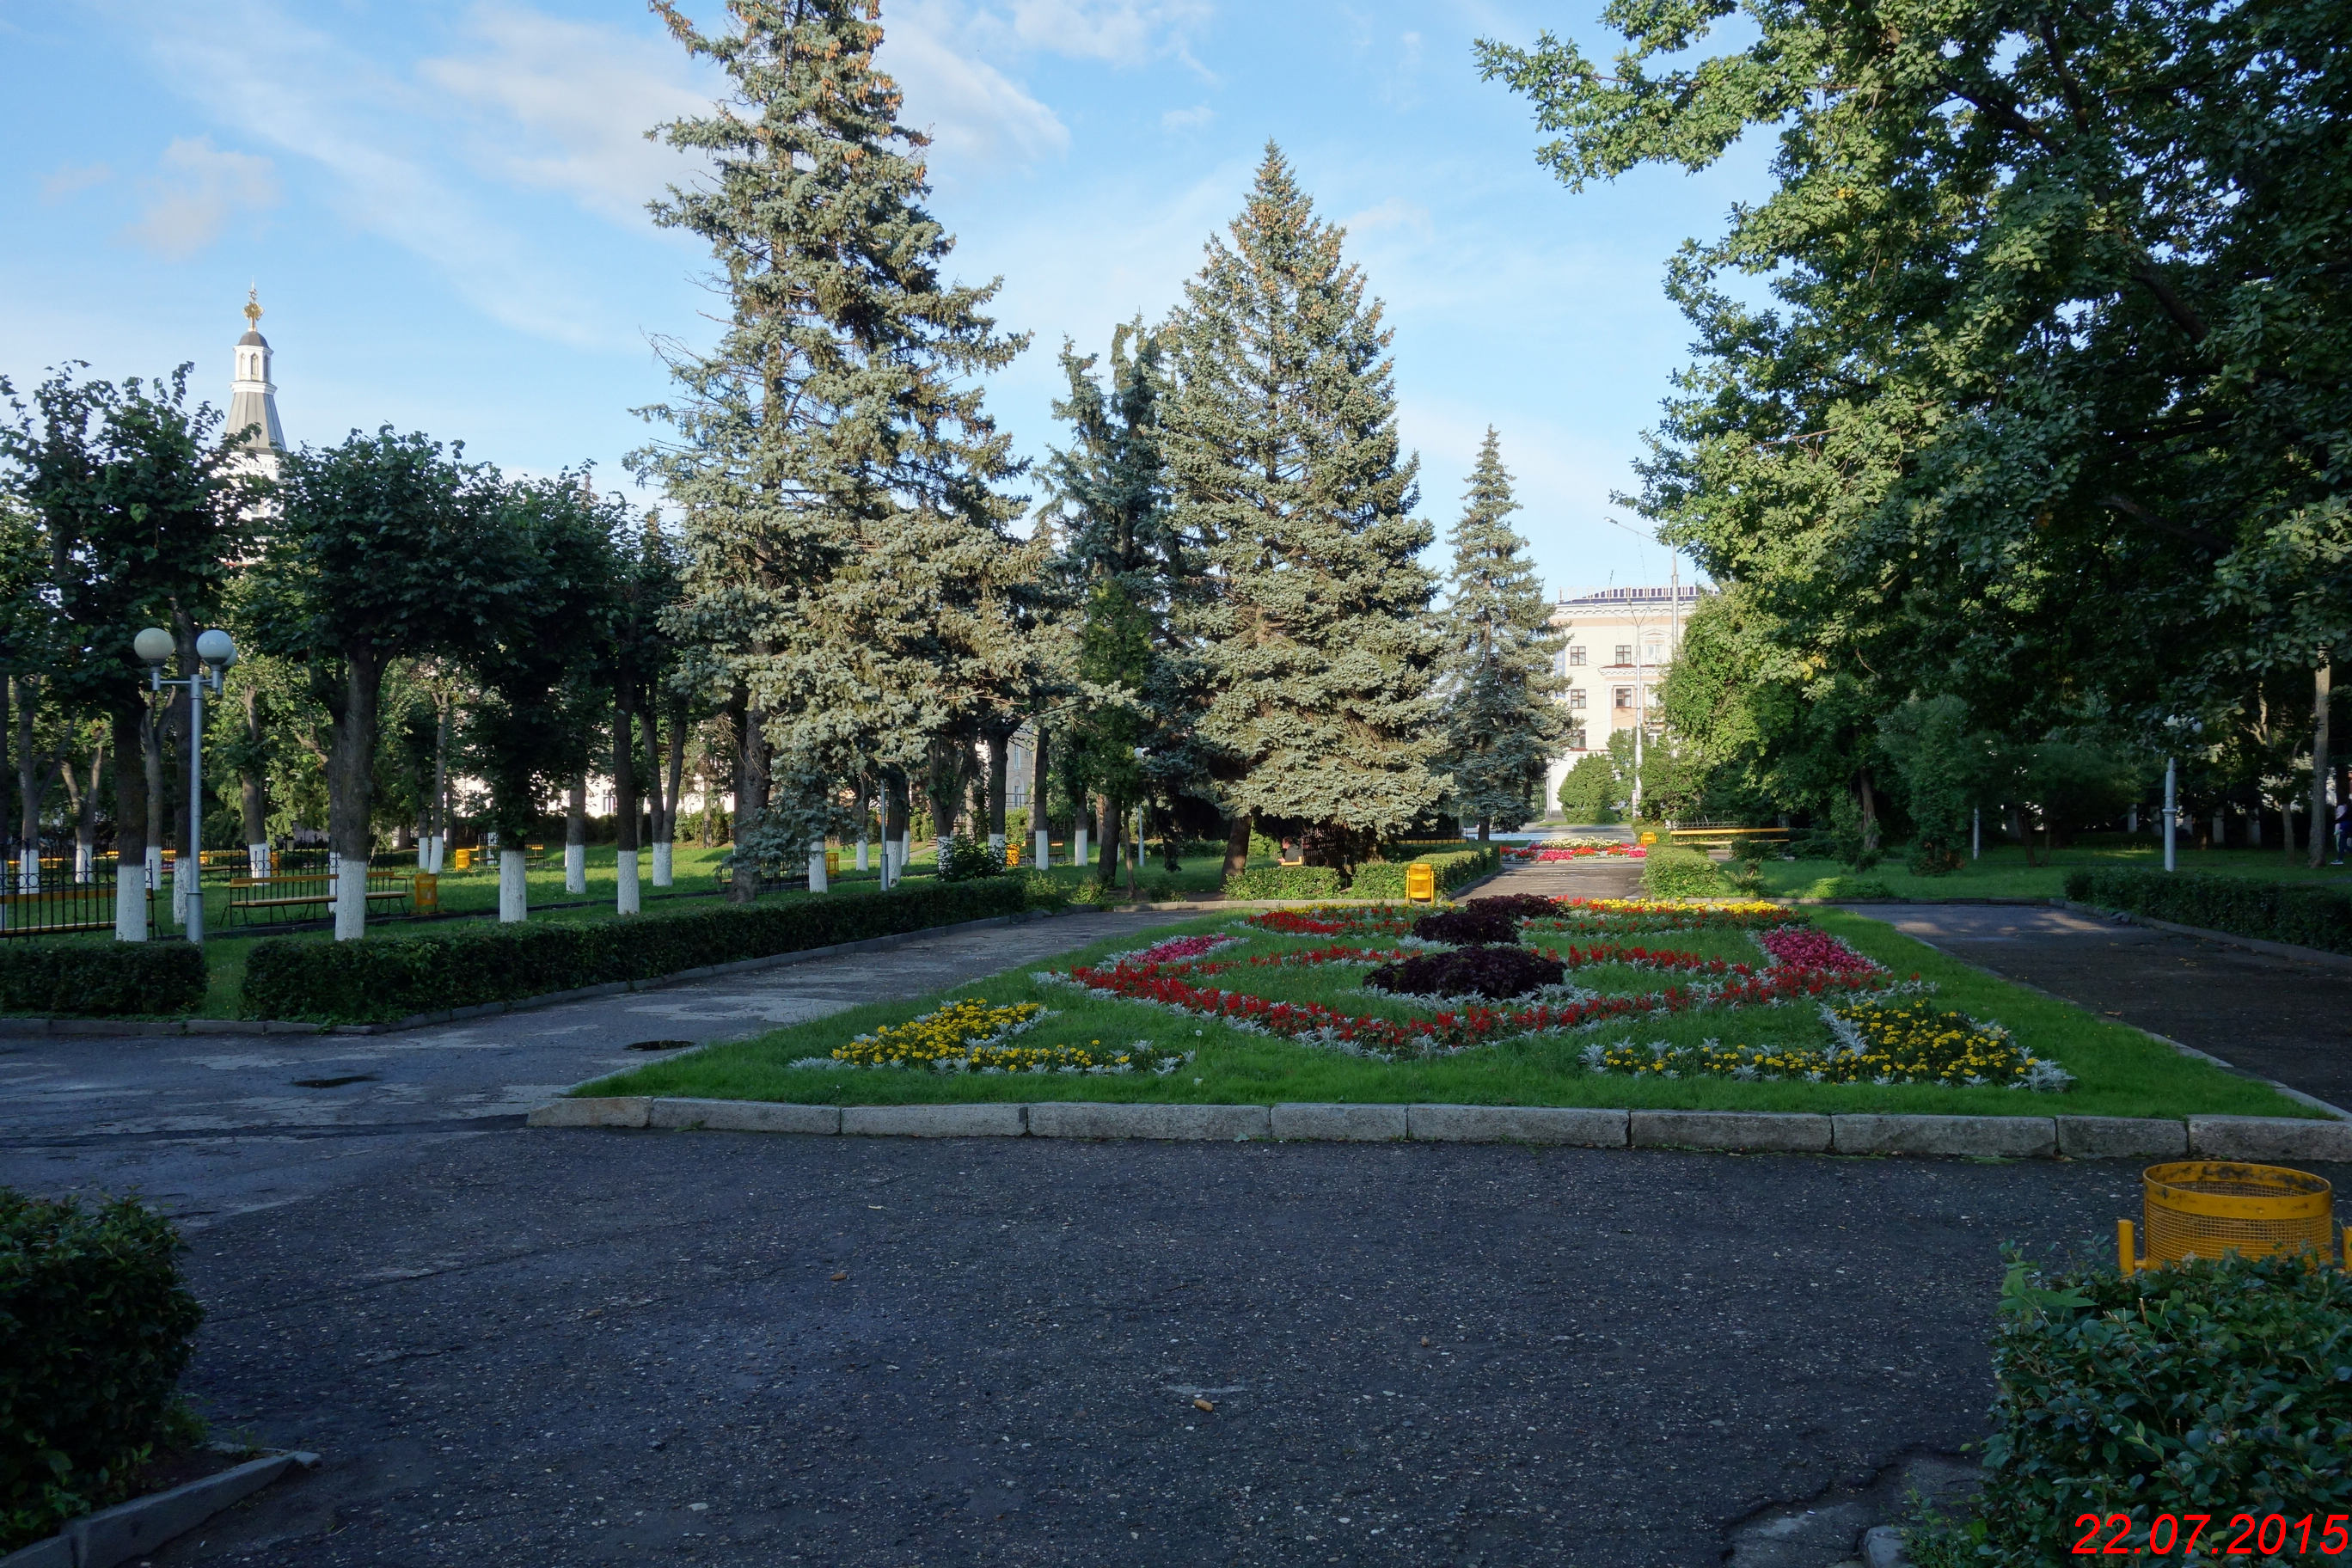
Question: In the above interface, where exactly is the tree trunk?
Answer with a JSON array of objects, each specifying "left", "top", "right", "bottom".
[
  {"left": 986, "top": 731, "right": 1009, "bottom": 858},
  {"left": 1095, "top": 794, "right": 1121, "bottom": 885},
  {"left": 731, "top": 688, "right": 768, "bottom": 903},
  {"left": 640, "top": 701, "right": 671, "bottom": 888},
  {"left": 883, "top": 771, "right": 910, "bottom": 889},
  {"left": 175, "top": 622, "right": 199, "bottom": 924},
  {"left": 1030, "top": 726, "right": 1051, "bottom": 868},
  {"left": 2311, "top": 658, "right": 2332, "bottom": 870},
  {"left": 110, "top": 705, "right": 148, "bottom": 940},
  {"left": 142, "top": 695, "right": 167, "bottom": 900},
  {"left": 429, "top": 700, "right": 450, "bottom": 873},
  {"left": 614, "top": 689, "right": 640, "bottom": 916},
  {"left": 1477, "top": 817, "right": 1491, "bottom": 843},
  {"left": 565, "top": 776, "right": 587, "bottom": 893},
  {"left": 328, "top": 653, "right": 383, "bottom": 940},
  {"left": 61, "top": 735, "right": 104, "bottom": 884},
  {"left": 15, "top": 676, "right": 40, "bottom": 894},
  {"left": 658, "top": 699, "right": 687, "bottom": 885},
  {"left": 1222, "top": 810, "right": 1253, "bottom": 881},
  {"left": 1858, "top": 769, "right": 1880, "bottom": 854},
  {"left": 240, "top": 684, "right": 269, "bottom": 877}
]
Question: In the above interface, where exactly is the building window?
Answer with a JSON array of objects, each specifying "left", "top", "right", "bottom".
[
  {"left": 1568, "top": 646, "right": 1586, "bottom": 666},
  {"left": 1614, "top": 644, "right": 1632, "bottom": 665},
  {"left": 1565, "top": 726, "right": 1588, "bottom": 751},
  {"left": 1566, "top": 689, "right": 1586, "bottom": 709},
  {"left": 1614, "top": 686, "right": 1634, "bottom": 710},
  {"left": 1645, "top": 640, "right": 1663, "bottom": 664}
]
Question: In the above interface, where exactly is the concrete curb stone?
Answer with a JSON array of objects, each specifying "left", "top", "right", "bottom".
[
  {"left": 1630, "top": 1110, "right": 1831, "bottom": 1153},
  {"left": 2055, "top": 1116, "right": 2190, "bottom": 1160},
  {"left": 1834, "top": 1114, "right": 2056, "bottom": 1158},
  {"left": 2188, "top": 1115, "right": 2352, "bottom": 1162},
  {"left": 1406, "top": 1105, "right": 1627, "bottom": 1146},
  {"left": 1029, "top": 1102, "right": 1270, "bottom": 1141},
  {"left": 1271, "top": 1102, "right": 1407, "bottom": 1142},
  {"left": 842, "top": 1103, "right": 1027, "bottom": 1138},
  {"left": 0, "top": 1451, "right": 319, "bottom": 1568},
  {"left": 527, "top": 1097, "right": 651, "bottom": 1130},
  {"left": 649, "top": 1099, "right": 841, "bottom": 1135}
]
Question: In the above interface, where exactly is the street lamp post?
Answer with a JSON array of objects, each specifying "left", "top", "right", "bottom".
[{"left": 137, "top": 627, "right": 236, "bottom": 945}]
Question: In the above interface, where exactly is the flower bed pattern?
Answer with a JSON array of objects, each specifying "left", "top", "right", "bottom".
[
  {"left": 1754, "top": 926, "right": 1881, "bottom": 976},
  {"left": 1525, "top": 898, "right": 1798, "bottom": 937},
  {"left": 1504, "top": 838, "right": 1646, "bottom": 862},
  {"left": 814, "top": 997, "right": 1192, "bottom": 1075},
  {"left": 1584, "top": 997, "right": 2068, "bottom": 1090}
]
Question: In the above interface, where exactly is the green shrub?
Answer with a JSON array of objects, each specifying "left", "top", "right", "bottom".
[
  {"left": 938, "top": 832, "right": 1005, "bottom": 882},
  {"left": 0, "top": 941, "right": 208, "bottom": 1018},
  {"left": 2, "top": 1191, "right": 205, "bottom": 1551},
  {"left": 241, "top": 878, "right": 1032, "bottom": 1023},
  {"left": 1222, "top": 865, "right": 1344, "bottom": 900},
  {"left": 1556, "top": 754, "right": 1620, "bottom": 823},
  {"left": 1349, "top": 847, "right": 1498, "bottom": 899},
  {"left": 2066, "top": 866, "right": 2352, "bottom": 956},
  {"left": 1826, "top": 876, "right": 1899, "bottom": 900},
  {"left": 1641, "top": 845, "right": 1734, "bottom": 899},
  {"left": 1910, "top": 1252, "right": 2352, "bottom": 1566}
]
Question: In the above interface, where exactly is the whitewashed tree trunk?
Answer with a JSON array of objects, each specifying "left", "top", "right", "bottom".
[
  {"left": 616, "top": 848, "right": 641, "bottom": 915},
  {"left": 1075, "top": 826, "right": 1088, "bottom": 868},
  {"left": 76, "top": 842, "right": 93, "bottom": 883},
  {"left": 499, "top": 849, "right": 528, "bottom": 922},
  {"left": 855, "top": 832, "right": 868, "bottom": 872},
  {"left": 808, "top": 837, "right": 828, "bottom": 893},
  {"left": 652, "top": 841, "right": 673, "bottom": 887},
  {"left": 564, "top": 842, "right": 585, "bottom": 894},
  {"left": 334, "top": 855, "right": 368, "bottom": 940},
  {"left": 249, "top": 842, "right": 271, "bottom": 879},
  {"left": 988, "top": 832, "right": 1005, "bottom": 862},
  {"left": 145, "top": 844, "right": 162, "bottom": 891},
  {"left": 1034, "top": 828, "right": 1049, "bottom": 869},
  {"left": 171, "top": 854, "right": 190, "bottom": 925}
]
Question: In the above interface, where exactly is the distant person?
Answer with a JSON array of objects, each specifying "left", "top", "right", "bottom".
[{"left": 2335, "top": 799, "right": 2349, "bottom": 865}]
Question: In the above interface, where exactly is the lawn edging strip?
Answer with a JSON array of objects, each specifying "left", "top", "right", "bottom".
[
  {"left": 0, "top": 1449, "right": 317, "bottom": 1568},
  {"left": 524, "top": 1097, "right": 2352, "bottom": 1161}
]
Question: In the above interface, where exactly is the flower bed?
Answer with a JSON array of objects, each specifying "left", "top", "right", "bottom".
[
  {"left": 1754, "top": 925, "right": 1881, "bottom": 975},
  {"left": 1527, "top": 897, "right": 1798, "bottom": 936},
  {"left": 1504, "top": 838, "right": 1646, "bottom": 862},
  {"left": 812, "top": 997, "right": 1190, "bottom": 1074},
  {"left": 1583, "top": 998, "right": 2067, "bottom": 1089},
  {"left": 1364, "top": 945, "right": 1567, "bottom": 1001},
  {"left": 1242, "top": 905, "right": 1418, "bottom": 939}
]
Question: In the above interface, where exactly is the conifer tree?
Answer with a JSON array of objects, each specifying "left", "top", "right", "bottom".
[
  {"left": 636, "top": 0, "right": 1030, "bottom": 895},
  {"left": 1437, "top": 430, "right": 1564, "bottom": 837},
  {"left": 1161, "top": 145, "right": 1443, "bottom": 877}
]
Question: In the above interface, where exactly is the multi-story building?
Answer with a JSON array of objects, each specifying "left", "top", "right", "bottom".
[{"left": 1541, "top": 583, "right": 1701, "bottom": 812}]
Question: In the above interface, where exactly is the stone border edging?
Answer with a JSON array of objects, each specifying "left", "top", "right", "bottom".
[
  {"left": 0, "top": 910, "right": 1057, "bottom": 1039},
  {"left": 2056, "top": 898, "right": 2352, "bottom": 973},
  {"left": 0, "top": 1450, "right": 317, "bottom": 1568},
  {"left": 525, "top": 1097, "right": 2352, "bottom": 1162}
]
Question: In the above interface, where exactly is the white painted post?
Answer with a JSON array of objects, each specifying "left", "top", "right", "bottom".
[
  {"left": 145, "top": 843, "right": 162, "bottom": 892},
  {"left": 564, "top": 842, "right": 585, "bottom": 894},
  {"left": 652, "top": 840, "right": 674, "bottom": 887},
  {"left": 1034, "top": 826, "right": 1049, "bottom": 870},
  {"left": 115, "top": 858, "right": 146, "bottom": 940},
  {"left": 1075, "top": 825, "right": 1088, "bottom": 870},
  {"left": 334, "top": 855, "right": 368, "bottom": 940},
  {"left": 2163, "top": 756, "right": 2177, "bottom": 873},
  {"left": 249, "top": 842, "right": 271, "bottom": 879},
  {"left": 499, "top": 849, "right": 528, "bottom": 922},
  {"left": 1971, "top": 807, "right": 1981, "bottom": 861},
  {"left": 19, "top": 847, "right": 37, "bottom": 896},
  {"left": 809, "top": 838, "right": 829, "bottom": 893},
  {"left": 856, "top": 831, "right": 868, "bottom": 872},
  {"left": 617, "top": 848, "right": 641, "bottom": 915},
  {"left": 988, "top": 831, "right": 1006, "bottom": 863},
  {"left": 2127, "top": 805, "right": 2138, "bottom": 834}
]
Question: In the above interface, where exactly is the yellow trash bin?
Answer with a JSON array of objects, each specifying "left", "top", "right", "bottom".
[
  {"left": 413, "top": 873, "right": 438, "bottom": 916},
  {"left": 1638, "top": 830, "right": 1658, "bottom": 847},
  {"left": 1006, "top": 842, "right": 1020, "bottom": 867},
  {"left": 452, "top": 847, "right": 475, "bottom": 871},
  {"left": 2119, "top": 1161, "right": 2339, "bottom": 1271},
  {"left": 826, "top": 848, "right": 841, "bottom": 877},
  {"left": 1406, "top": 862, "right": 1436, "bottom": 903}
]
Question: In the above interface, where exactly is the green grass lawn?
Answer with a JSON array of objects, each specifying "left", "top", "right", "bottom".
[
  {"left": 579, "top": 903, "right": 2309, "bottom": 1121},
  {"left": 1753, "top": 840, "right": 2352, "bottom": 902}
]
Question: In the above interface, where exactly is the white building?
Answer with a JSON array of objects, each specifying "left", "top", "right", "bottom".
[
  {"left": 227, "top": 289, "right": 285, "bottom": 482},
  {"left": 1541, "top": 583, "right": 1700, "bottom": 812}
]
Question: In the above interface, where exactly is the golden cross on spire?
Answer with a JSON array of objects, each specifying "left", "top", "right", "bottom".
[{"left": 243, "top": 285, "right": 262, "bottom": 330}]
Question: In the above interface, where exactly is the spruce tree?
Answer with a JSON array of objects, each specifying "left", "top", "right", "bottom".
[
  {"left": 1437, "top": 430, "right": 1564, "bottom": 837},
  {"left": 636, "top": 0, "right": 1030, "bottom": 890},
  {"left": 1161, "top": 145, "right": 1442, "bottom": 875}
]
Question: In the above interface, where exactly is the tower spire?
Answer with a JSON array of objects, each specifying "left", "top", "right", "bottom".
[{"left": 229, "top": 288, "right": 285, "bottom": 478}]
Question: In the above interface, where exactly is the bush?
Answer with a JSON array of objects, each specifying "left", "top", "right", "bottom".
[
  {"left": 1556, "top": 754, "right": 1620, "bottom": 823},
  {"left": 0, "top": 941, "right": 208, "bottom": 1019},
  {"left": 2065, "top": 866, "right": 2352, "bottom": 956},
  {"left": 1907, "top": 839, "right": 1964, "bottom": 876},
  {"left": 1348, "top": 848, "right": 1499, "bottom": 899},
  {"left": 2, "top": 1191, "right": 205, "bottom": 1551},
  {"left": 1222, "top": 865, "right": 1344, "bottom": 900},
  {"left": 1910, "top": 1251, "right": 2352, "bottom": 1566},
  {"left": 241, "top": 878, "right": 1032, "bottom": 1023},
  {"left": 1641, "top": 845, "right": 1735, "bottom": 900},
  {"left": 1367, "top": 944, "right": 1565, "bottom": 999},
  {"left": 938, "top": 832, "right": 1005, "bottom": 882}
]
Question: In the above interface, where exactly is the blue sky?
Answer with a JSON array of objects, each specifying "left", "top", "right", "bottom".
[{"left": 0, "top": 0, "right": 1769, "bottom": 597}]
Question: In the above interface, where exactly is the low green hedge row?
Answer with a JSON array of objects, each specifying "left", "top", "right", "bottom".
[
  {"left": 0, "top": 941, "right": 208, "bottom": 1017},
  {"left": 2064, "top": 866, "right": 2352, "bottom": 955},
  {"left": 241, "top": 879, "right": 1033, "bottom": 1023},
  {"left": 2, "top": 1191, "right": 205, "bottom": 1552},
  {"left": 1221, "top": 846, "right": 1498, "bottom": 902},
  {"left": 1641, "top": 845, "right": 1736, "bottom": 899},
  {"left": 1912, "top": 1252, "right": 2352, "bottom": 1565}
]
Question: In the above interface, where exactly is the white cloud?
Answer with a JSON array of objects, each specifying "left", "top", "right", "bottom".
[
  {"left": 995, "top": 0, "right": 1212, "bottom": 64},
  {"left": 1342, "top": 197, "right": 1431, "bottom": 240},
  {"left": 119, "top": 138, "right": 278, "bottom": 258},
  {"left": 1161, "top": 103, "right": 1214, "bottom": 131},
  {"left": 418, "top": 3, "right": 714, "bottom": 224},
  {"left": 40, "top": 162, "right": 113, "bottom": 203},
  {"left": 880, "top": 0, "right": 1071, "bottom": 170}
]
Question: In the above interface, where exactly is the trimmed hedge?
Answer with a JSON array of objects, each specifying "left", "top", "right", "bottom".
[
  {"left": 1225, "top": 847, "right": 1498, "bottom": 902},
  {"left": 2065, "top": 866, "right": 2352, "bottom": 955},
  {"left": 1641, "top": 844, "right": 1736, "bottom": 899},
  {"left": 241, "top": 879, "right": 1032, "bottom": 1023},
  {"left": 0, "top": 940, "right": 208, "bottom": 1017},
  {"left": 1911, "top": 1252, "right": 2352, "bottom": 1565},
  {"left": 2, "top": 1191, "right": 205, "bottom": 1552}
]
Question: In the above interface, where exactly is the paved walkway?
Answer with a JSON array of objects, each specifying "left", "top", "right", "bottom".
[
  {"left": 1859, "top": 903, "right": 2352, "bottom": 1114},
  {"left": 0, "top": 908, "right": 1193, "bottom": 1227},
  {"left": 1470, "top": 854, "right": 1646, "bottom": 902}
]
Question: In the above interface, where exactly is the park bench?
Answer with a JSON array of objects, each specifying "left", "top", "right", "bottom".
[
  {"left": 225, "top": 869, "right": 413, "bottom": 926},
  {"left": 1665, "top": 826, "right": 1791, "bottom": 850}
]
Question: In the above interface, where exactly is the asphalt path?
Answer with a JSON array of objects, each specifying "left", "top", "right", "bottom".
[{"left": 1860, "top": 902, "right": 2352, "bottom": 1113}]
